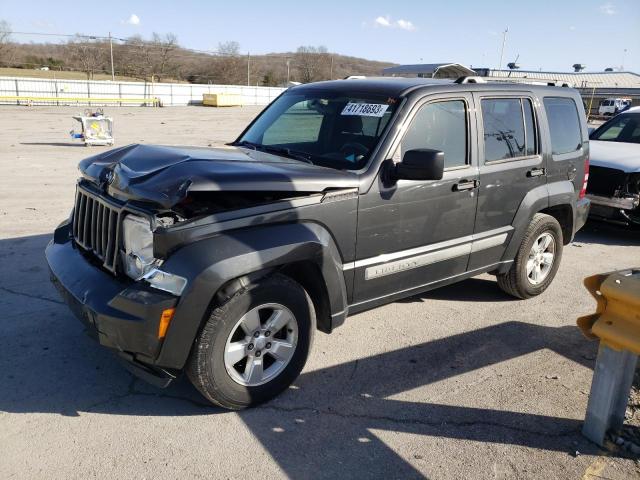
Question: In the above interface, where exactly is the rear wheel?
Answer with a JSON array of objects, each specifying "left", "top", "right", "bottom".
[
  {"left": 497, "top": 213, "right": 563, "bottom": 299},
  {"left": 187, "top": 274, "right": 314, "bottom": 409}
]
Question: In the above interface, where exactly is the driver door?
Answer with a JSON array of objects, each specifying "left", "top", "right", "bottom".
[{"left": 352, "top": 94, "right": 479, "bottom": 305}]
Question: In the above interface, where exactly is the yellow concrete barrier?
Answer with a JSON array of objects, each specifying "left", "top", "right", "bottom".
[
  {"left": 0, "top": 96, "right": 159, "bottom": 106},
  {"left": 203, "top": 93, "right": 243, "bottom": 107}
]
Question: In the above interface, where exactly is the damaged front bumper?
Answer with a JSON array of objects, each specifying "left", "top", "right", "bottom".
[
  {"left": 586, "top": 193, "right": 640, "bottom": 225},
  {"left": 46, "top": 220, "right": 180, "bottom": 387}
]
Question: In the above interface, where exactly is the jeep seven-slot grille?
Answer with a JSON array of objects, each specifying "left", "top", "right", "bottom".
[{"left": 72, "top": 187, "right": 121, "bottom": 273}]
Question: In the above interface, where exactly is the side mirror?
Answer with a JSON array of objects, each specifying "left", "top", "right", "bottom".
[{"left": 394, "top": 149, "right": 445, "bottom": 181}]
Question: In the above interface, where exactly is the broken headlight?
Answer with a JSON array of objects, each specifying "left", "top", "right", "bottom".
[
  {"left": 121, "top": 214, "right": 187, "bottom": 296},
  {"left": 122, "top": 214, "right": 157, "bottom": 279}
]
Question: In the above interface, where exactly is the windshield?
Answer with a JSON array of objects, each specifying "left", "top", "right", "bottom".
[
  {"left": 235, "top": 91, "right": 398, "bottom": 170},
  {"left": 590, "top": 113, "right": 640, "bottom": 144}
]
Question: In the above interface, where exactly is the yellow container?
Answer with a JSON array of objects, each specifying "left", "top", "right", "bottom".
[{"left": 202, "top": 93, "right": 243, "bottom": 107}]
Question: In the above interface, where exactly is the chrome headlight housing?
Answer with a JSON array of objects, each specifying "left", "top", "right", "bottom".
[
  {"left": 122, "top": 214, "right": 157, "bottom": 279},
  {"left": 121, "top": 214, "right": 187, "bottom": 296}
]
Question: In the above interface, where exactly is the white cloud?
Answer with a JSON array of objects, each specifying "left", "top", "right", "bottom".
[
  {"left": 599, "top": 3, "right": 616, "bottom": 15},
  {"left": 374, "top": 16, "right": 391, "bottom": 27},
  {"left": 569, "top": 25, "right": 576, "bottom": 30},
  {"left": 396, "top": 19, "right": 416, "bottom": 31},
  {"left": 372, "top": 15, "right": 416, "bottom": 31},
  {"left": 125, "top": 14, "right": 140, "bottom": 25}
]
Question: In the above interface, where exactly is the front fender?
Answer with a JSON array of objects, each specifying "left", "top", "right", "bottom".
[{"left": 153, "top": 222, "right": 348, "bottom": 370}]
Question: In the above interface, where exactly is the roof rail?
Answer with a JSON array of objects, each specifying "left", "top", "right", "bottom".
[
  {"left": 454, "top": 76, "right": 487, "bottom": 84},
  {"left": 546, "top": 81, "right": 573, "bottom": 88}
]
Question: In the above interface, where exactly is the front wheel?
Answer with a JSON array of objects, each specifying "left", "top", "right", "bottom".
[
  {"left": 187, "top": 274, "right": 314, "bottom": 409},
  {"left": 497, "top": 213, "right": 563, "bottom": 299}
]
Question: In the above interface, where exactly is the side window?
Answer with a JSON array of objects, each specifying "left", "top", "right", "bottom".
[
  {"left": 481, "top": 98, "right": 527, "bottom": 162},
  {"left": 401, "top": 100, "right": 468, "bottom": 169},
  {"left": 543, "top": 97, "right": 583, "bottom": 155}
]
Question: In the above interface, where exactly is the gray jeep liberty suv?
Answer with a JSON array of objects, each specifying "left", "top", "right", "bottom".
[{"left": 46, "top": 77, "right": 590, "bottom": 409}]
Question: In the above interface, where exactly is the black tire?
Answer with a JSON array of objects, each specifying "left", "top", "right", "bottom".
[
  {"left": 187, "top": 273, "right": 315, "bottom": 409},
  {"left": 497, "top": 213, "right": 563, "bottom": 299}
]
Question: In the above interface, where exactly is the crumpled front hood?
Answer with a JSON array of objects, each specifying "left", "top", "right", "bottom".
[
  {"left": 590, "top": 141, "right": 640, "bottom": 173},
  {"left": 79, "top": 144, "right": 359, "bottom": 208}
]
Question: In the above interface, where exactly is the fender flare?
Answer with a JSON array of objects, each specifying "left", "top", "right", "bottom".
[
  {"left": 498, "top": 181, "right": 576, "bottom": 272},
  {"left": 153, "top": 221, "right": 348, "bottom": 370}
]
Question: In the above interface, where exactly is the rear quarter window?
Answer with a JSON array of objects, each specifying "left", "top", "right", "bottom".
[{"left": 543, "top": 97, "right": 582, "bottom": 155}]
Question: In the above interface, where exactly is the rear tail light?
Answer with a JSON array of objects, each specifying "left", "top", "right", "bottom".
[{"left": 579, "top": 157, "right": 590, "bottom": 199}]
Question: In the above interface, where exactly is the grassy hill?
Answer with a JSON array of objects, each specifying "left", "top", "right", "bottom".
[{"left": 1, "top": 40, "right": 397, "bottom": 85}]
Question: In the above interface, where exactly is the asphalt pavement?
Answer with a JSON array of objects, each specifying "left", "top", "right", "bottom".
[{"left": 1, "top": 106, "right": 639, "bottom": 479}]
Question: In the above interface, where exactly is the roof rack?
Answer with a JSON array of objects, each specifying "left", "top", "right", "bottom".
[{"left": 454, "top": 76, "right": 487, "bottom": 84}]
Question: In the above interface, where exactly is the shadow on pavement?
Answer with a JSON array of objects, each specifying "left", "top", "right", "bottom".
[
  {"left": 0, "top": 232, "right": 614, "bottom": 478},
  {"left": 576, "top": 221, "right": 640, "bottom": 247},
  {"left": 403, "top": 277, "right": 513, "bottom": 303},
  {"left": 19, "top": 142, "right": 86, "bottom": 147}
]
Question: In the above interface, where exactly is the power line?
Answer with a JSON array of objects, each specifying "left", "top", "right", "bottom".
[
  {"left": 6, "top": 30, "right": 125, "bottom": 41},
  {"left": 5, "top": 30, "right": 325, "bottom": 60}
]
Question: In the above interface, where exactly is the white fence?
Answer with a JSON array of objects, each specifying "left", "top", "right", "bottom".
[{"left": 0, "top": 76, "right": 286, "bottom": 106}]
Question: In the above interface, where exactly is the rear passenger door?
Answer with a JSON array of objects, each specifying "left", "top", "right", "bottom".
[{"left": 469, "top": 93, "right": 546, "bottom": 270}]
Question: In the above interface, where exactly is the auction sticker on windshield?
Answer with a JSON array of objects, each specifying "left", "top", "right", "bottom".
[{"left": 341, "top": 102, "right": 389, "bottom": 117}]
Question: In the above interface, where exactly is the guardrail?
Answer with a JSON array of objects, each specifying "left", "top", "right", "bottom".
[{"left": 578, "top": 269, "right": 640, "bottom": 448}]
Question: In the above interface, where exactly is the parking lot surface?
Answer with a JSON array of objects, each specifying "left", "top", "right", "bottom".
[{"left": 1, "top": 106, "right": 639, "bottom": 479}]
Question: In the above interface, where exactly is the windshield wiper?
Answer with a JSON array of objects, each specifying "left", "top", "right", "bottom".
[
  {"left": 233, "top": 140, "right": 259, "bottom": 150},
  {"left": 260, "top": 145, "right": 313, "bottom": 164},
  {"left": 234, "top": 140, "right": 313, "bottom": 164}
]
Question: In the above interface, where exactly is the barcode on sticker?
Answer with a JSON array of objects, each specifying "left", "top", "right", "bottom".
[{"left": 341, "top": 103, "right": 389, "bottom": 117}]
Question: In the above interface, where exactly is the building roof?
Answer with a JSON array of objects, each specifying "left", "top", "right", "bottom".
[
  {"left": 382, "top": 63, "right": 476, "bottom": 78},
  {"left": 480, "top": 69, "right": 640, "bottom": 89}
]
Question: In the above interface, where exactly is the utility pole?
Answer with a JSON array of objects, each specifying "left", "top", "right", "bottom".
[
  {"left": 286, "top": 58, "right": 291, "bottom": 84},
  {"left": 109, "top": 32, "right": 115, "bottom": 81},
  {"left": 330, "top": 55, "right": 334, "bottom": 80},
  {"left": 247, "top": 52, "right": 250, "bottom": 86},
  {"left": 498, "top": 27, "right": 508, "bottom": 71}
]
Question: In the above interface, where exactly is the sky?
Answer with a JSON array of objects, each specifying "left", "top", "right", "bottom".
[{"left": 2, "top": 0, "right": 639, "bottom": 72}]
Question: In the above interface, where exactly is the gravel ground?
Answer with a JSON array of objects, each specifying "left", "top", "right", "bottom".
[{"left": 1, "top": 105, "right": 639, "bottom": 480}]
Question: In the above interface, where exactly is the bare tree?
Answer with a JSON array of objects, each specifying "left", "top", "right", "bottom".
[
  {"left": 150, "top": 32, "right": 178, "bottom": 81},
  {"left": 64, "top": 36, "right": 107, "bottom": 79},
  {"left": 294, "top": 46, "right": 331, "bottom": 83},
  {"left": 214, "top": 41, "right": 245, "bottom": 84},
  {"left": 117, "top": 35, "right": 153, "bottom": 80},
  {"left": 0, "top": 20, "right": 13, "bottom": 65}
]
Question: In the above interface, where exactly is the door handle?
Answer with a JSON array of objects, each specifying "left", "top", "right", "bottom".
[
  {"left": 453, "top": 180, "right": 478, "bottom": 191},
  {"left": 527, "top": 167, "right": 546, "bottom": 177}
]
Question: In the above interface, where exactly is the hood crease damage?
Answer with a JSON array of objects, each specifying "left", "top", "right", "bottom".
[{"left": 79, "top": 143, "right": 360, "bottom": 210}]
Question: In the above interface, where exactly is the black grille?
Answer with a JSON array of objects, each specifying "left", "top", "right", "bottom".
[
  {"left": 72, "top": 186, "right": 121, "bottom": 273},
  {"left": 587, "top": 166, "right": 628, "bottom": 197}
]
